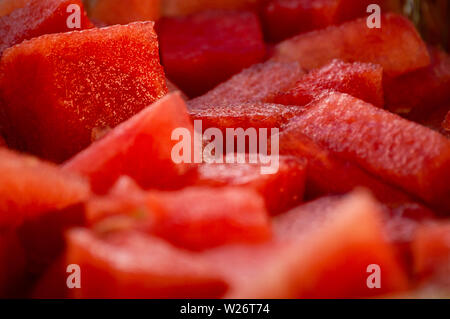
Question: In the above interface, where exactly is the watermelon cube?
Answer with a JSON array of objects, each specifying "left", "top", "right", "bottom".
[
  {"left": 411, "top": 222, "right": 450, "bottom": 283},
  {"left": 190, "top": 102, "right": 305, "bottom": 132},
  {"left": 188, "top": 61, "right": 304, "bottom": 110},
  {"left": 279, "top": 127, "right": 415, "bottom": 206},
  {"left": 0, "top": 22, "right": 167, "bottom": 163},
  {"left": 63, "top": 93, "right": 194, "bottom": 194},
  {"left": 272, "top": 13, "right": 430, "bottom": 77},
  {"left": 87, "top": 183, "right": 271, "bottom": 251},
  {"left": 66, "top": 229, "right": 228, "bottom": 298},
  {"left": 262, "top": 0, "right": 339, "bottom": 42},
  {"left": 0, "top": 0, "right": 93, "bottom": 56},
  {"left": 205, "top": 190, "right": 408, "bottom": 298},
  {"left": 273, "top": 59, "right": 384, "bottom": 107},
  {"left": 84, "top": 0, "right": 160, "bottom": 25},
  {"left": 262, "top": 0, "right": 401, "bottom": 42},
  {"left": 157, "top": 10, "right": 265, "bottom": 97},
  {"left": 194, "top": 156, "right": 306, "bottom": 214},
  {"left": 287, "top": 92, "right": 450, "bottom": 211},
  {"left": 384, "top": 47, "right": 450, "bottom": 115},
  {"left": 0, "top": 148, "right": 89, "bottom": 231}
]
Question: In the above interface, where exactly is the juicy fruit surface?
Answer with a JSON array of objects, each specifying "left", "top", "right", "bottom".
[
  {"left": 66, "top": 229, "right": 228, "bottom": 298},
  {"left": 63, "top": 93, "right": 193, "bottom": 194},
  {"left": 158, "top": 10, "right": 265, "bottom": 97},
  {"left": 272, "top": 13, "right": 430, "bottom": 77},
  {"left": 273, "top": 59, "right": 384, "bottom": 107},
  {"left": 288, "top": 93, "right": 450, "bottom": 210},
  {"left": 87, "top": 185, "right": 271, "bottom": 251},
  {"left": 188, "top": 61, "right": 305, "bottom": 109},
  {"left": 0, "top": 148, "right": 89, "bottom": 230},
  {"left": 0, "top": 0, "right": 93, "bottom": 56},
  {"left": 0, "top": 22, "right": 167, "bottom": 163}
]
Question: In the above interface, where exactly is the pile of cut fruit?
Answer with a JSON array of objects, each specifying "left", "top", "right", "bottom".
[{"left": 0, "top": 0, "right": 449, "bottom": 298}]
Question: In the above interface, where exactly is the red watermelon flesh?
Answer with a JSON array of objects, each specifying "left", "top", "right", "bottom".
[
  {"left": 0, "top": 0, "right": 93, "bottom": 56},
  {"left": 66, "top": 229, "right": 228, "bottom": 298},
  {"left": 412, "top": 222, "right": 450, "bottom": 279},
  {"left": 204, "top": 190, "right": 408, "bottom": 298},
  {"left": 188, "top": 61, "right": 305, "bottom": 110},
  {"left": 262, "top": 0, "right": 400, "bottom": 42},
  {"left": 279, "top": 127, "right": 416, "bottom": 206},
  {"left": 0, "top": 148, "right": 89, "bottom": 231},
  {"left": 189, "top": 102, "right": 306, "bottom": 132},
  {"left": 63, "top": 93, "right": 194, "bottom": 195},
  {"left": 87, "top": 185, "right": 271, "bottom": 251},
  {"left": 288, "top": 92, "right": 450, "bottom": 211},
  {"left": 157, "top": 10, "right": 265, "bottom": 97},
  {"left": 407, "top": 104, "right": 450, "bottom": 139},
  {"left": 85, "top": 0, "right": 161, "bottom": 25},
  {"left": 0, "top": 22, "right": 167, "bottom": 163},
  {"left": 273, "top": 59, "right": 384, "bottom": 107},
  {"left": 384, "top": 47, "right": 450, "bottom": 115},
  {"left": 444, "top": 111, "right": 450, "bottom": 132},
  {"left": 272, "top": 13, "right": 430, "bottom": 77},
  {"left": 194, "top": 156, "right": 306, "bottom": 214}
]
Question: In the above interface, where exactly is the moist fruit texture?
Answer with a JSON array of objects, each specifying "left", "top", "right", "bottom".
[
  {"left": 0, "top": 22, "right": 167, "bottom": 162},
  {"left": 272, "top": 13, "right": 430, "bottom": 77},
  {"left": 0, "top": 0, "right": 93, "bottom": 56},
  {"left": 157, "top": 10, "right": 265, "bottom": 97}
]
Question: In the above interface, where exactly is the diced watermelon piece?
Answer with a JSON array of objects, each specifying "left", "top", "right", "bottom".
[
  {"left": 162, "top": 0, "right": 263, "bottom": 16},
  {"left": 157, "top": 10, "right": 265, "bottom": 97},
  {"left": 0, "top": 148, "right": 89, "bottom": 231},
  {"left": 0, "top": 0, "right": 29, "bottom": 16},
  {"left": 63, "top": 93, "right": 194, "bottom": 194},
  {"left": 193, "top": 156, "right": 306, "bottom": 214},
  {"left": 273, "top": 59, "right": 384, "bottom": 107},
  {"left": 87, "top": 184, "right": 271, "bottom": 251},
  {"left": 287, "top": 92, "right": 450, "bottom": 211},
  {"left": 272, "top": 13, "right": 430, "bottom": 77},
  {"left": 0, "top": 22, "right": 167, "bottom": 163},
  {"left": 190, "top": 102, "right": 305, "bottom": 132},
  {"left": 262, "top": 0, "right": 402, "bottom": 42},
  {"left": 0, "top": 230, "right": 26, "bottom": 297},
  {"left": 204, "top": 190, "right": 408, "bottom": 298},
  {"left": 84, "top": 0, "right": 160, "bottom": 25},
  {"left": 384, "top": 47, "right": 450, "bottom": 115},
  {"left": 66, "top": 229, "right": 228, "bottom": 298},
  {"left": 188, "top": 61, "right": 304, "bottom": 110},
  {"left": 0, "top": 0, "right": 93, "bottom": 56},
  {"left": 279, "top": 127, "right": 416, "bottom": 206},
  {"left": 412, "top": 222, "right": 450, "bottom": 279}
]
